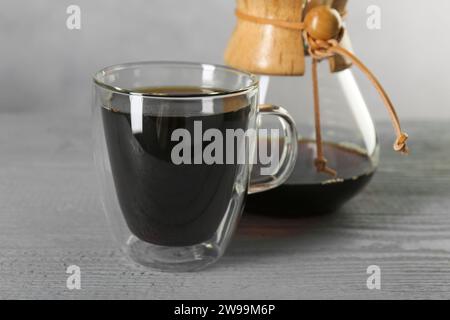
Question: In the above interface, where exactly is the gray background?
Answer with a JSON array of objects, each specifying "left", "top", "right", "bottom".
[
  {"left": 1, "top": 0, "right": 450, "bottom": 300},
  {"left": 1, "top": 0, "right": 449, "bottom": 120}
]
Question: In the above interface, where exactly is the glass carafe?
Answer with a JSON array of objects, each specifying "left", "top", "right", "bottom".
[{"left": 246, "top": 58, "right": 380, "bottom": 215}]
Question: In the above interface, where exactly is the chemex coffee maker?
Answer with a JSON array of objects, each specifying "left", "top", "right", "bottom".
[{"left": 224, "top": 0, "right": 409, "bottom": 215}]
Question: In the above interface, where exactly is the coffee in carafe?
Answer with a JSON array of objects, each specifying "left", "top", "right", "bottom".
[{"left": 224, "top": 0, "right": 408, "bottom": 215}]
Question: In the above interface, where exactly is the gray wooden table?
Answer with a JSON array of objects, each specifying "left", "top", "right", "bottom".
[{"left": 0, "top": 113, "right": 449, "bottom": 299}]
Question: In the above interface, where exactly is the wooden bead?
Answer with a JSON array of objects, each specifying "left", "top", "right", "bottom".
[{"left": 304, "top": 6, "right": 343, "bottom": 41}]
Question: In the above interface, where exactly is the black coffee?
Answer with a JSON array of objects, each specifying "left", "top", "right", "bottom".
[
  {"left": 102, "top": 86, "right": 251, "bottom": 246},
  {"left": 246, "top": 139, "right": 375, "bottom": 215}
]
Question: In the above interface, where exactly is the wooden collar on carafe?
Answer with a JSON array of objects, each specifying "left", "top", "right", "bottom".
[{"left": 235, "top": 5, "right": 409, "bottom": 177}]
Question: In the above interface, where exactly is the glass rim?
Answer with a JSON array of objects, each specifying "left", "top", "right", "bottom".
[{"left": 93, "top": 61, "right": 259, "bottom": 100}]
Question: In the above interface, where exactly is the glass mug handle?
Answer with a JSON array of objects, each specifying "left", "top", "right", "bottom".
[{"left": 248, "top": 104, "right": 298, "bottom": 194}]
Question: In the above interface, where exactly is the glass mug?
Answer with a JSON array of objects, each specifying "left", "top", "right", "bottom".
[{"left": 92, "top": 62, "right": 298, "bottom": 271}]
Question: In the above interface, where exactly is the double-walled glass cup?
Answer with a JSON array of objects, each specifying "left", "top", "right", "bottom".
[{"left": 92, "top": 62, "right": 297, "bottom": 271}]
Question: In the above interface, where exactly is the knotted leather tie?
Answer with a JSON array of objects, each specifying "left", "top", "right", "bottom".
[{"left": 236, "top": 7, "right": 409, "bottom": 176}]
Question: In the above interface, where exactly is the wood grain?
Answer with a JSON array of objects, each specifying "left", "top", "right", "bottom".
[
  {"left": 225, "top": 0, "right": 306, "bottom": 76},
  {"left": 0, "top": 113, "right": 449, "bottom": 299}
]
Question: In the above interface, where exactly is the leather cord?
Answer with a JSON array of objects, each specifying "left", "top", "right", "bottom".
[
  {"left": 312, "top": 58, "right": 337, "bottom": 176},
  {"left": 306, "top": 35, "right": 409, "bottom": 155},
  {"left": 235, "top": 9, "right": 305, "bottom": 31},
  {"left": 235, "top": 9, "right": 409, "bottom": 176}
]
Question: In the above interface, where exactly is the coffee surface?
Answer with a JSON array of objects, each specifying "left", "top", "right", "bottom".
[
  {"left": 102, "top": 86, "right": 251, "bottom": 246},
  {"left": 132, "top": 86, "right": 221, "bottom": 96}
]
